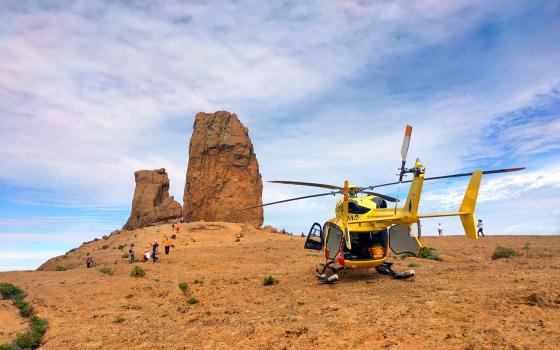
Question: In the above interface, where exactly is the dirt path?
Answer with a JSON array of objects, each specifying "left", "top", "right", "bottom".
[
  {"left": 1, "top": 222, "right": 559, "bottom": 349},
  {"left": 0, "top": 300, "right": 28, "bottom": 344}
]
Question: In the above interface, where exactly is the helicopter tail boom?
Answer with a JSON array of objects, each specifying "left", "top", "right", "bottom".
[{"left": 417, "top": 170, "right": 482, "bottom": 239}]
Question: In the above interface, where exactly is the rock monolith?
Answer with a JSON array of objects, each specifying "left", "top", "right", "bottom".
[
  {"left": 123, "top": 168, "right": 182, "bottom": 230},
  {"left": 183, "top": 111, "right": 263, "bottom": 226}
]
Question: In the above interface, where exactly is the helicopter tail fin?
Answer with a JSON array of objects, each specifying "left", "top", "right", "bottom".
[
  {"left": 416, "top": 170, "right": 482, "bottom": 239},
  {"left": 459, "top": 170, "right": 482, "bottom": 239}
]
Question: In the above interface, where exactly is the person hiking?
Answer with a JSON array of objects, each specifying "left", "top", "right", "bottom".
[
  {"left": 163, "top": 236, "right": 171, "bottom": 255},
  {"left": 128, "top": 244, "right": 135, "bottom": 263},
  {"left": 143, "top": 250, "right": 151, "bottom": 262},
  {"left": 152, "top": 240, "right": 159, "bottom": 262},
  {"left": 477, "top": 219, "right": 484, "bottom": 237},
  {"left": 85, "top": 253, "right": 93, "bottom": 268},
  {"left": 437, "top": 223, "right": 443, "bottom": 236}
]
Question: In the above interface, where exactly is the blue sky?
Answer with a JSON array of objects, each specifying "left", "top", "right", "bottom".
[{"left": 1, "top": 0, "right": 559, "bottom": 270}]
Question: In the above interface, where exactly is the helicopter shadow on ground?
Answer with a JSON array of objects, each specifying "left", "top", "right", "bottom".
[{"left": 328, "top": 268, "right": 386, "bottom": 283}]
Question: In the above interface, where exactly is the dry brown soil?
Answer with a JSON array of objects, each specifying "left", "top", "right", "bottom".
[{"left": 1, "top": 222, "right": 559, "bottom": 349}]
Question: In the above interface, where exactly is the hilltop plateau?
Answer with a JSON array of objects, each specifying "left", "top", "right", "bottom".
[{"left": 1, "top": 223, "right": 560, "bottom": 349}]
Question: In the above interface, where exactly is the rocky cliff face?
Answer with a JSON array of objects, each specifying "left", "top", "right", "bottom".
[
  {"left": 123, "top": 168, "right": 182, "bottom": 230},
  {"left": 183, "top": 111, "right": 263, "bottom": 226}
]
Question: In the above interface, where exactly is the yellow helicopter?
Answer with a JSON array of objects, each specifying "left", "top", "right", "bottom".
[{"left": 244, "top": 125, "right": 524, "bottom": 283}]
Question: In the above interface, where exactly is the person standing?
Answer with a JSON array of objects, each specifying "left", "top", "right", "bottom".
[
  {"left": 129, "top": 244, "right": 135, "bottom": 263},
  {"left": 163, "top": 236, "right": 171, "bottom": 255},
  {"left": 437, "top": 223, "right": 443, "bottom": 236},
  {"left": 85, "top": 253, "right": 93, "bottom": 268},
  {"left": 477, "top": 219, "right": 484, "bottom": 237},
  {"left": 152, "top": 240, "right": 159, "bottom": 262}
]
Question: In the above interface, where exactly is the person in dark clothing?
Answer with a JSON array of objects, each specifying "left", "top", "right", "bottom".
[
  {"left": 129, "top": 244, "right": 135, "bottom": 263},
  {"left": 152, "top": 240, "right": 159, "bottom": 262},
  {"left": 477, "top": 219, "right": 485, "bottom": 237},
  {"left": 85, "top": 253, "right": 93, "bottom": 268}
]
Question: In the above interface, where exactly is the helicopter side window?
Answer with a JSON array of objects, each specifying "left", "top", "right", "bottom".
[{"left": 304, "top": 222, "right": 323, "bottom": 250}]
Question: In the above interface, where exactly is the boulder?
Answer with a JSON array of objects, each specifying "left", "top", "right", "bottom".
[
  {"left": 183, "top": 111, "right": 263, "bottom": 226},
  {"left": 123, "top": 168, "right": 182, "bottom": 230}
]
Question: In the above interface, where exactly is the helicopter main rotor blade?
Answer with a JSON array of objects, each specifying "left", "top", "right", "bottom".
[
  {"left": 238, "top": 191, "right": 339, "bottom": 210},
  {"left": 268, "top": 180, "right": 342, "bottom": 190},
  {"left": 361, "top": 191, "right": 399, "bottom": 203},
  {"left": 368, "top": 167, "right": 526, "bottom": 189}
]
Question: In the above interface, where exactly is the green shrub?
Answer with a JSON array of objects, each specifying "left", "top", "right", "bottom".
[
  {"left": 171, "top": 234, "right": 176, "bottom": 240},
  {"left": 99, "top": 267, "right": 113, "bottom": 275},
  {"left": 178, "top": 282, "right": 189, "bottom": 294},
  {"left": 130, "top": 266, "right": 145, "bottom": 278},
  {"left": 117, "top": 244, "right": 126, "bottom": 250},
  {"left": 417, "top": 246, "right": 440, "bottom": 260},
  {"left": 492, "top": 246, "right": 518, "bottom": 260},
  {"left": 187, "top": 296, "right": 199, "bottom": 305},
  {"left": 0, "top": 283, "right": 25, "bottom": 300},
  {"left": 55, "top": 265, "right": 67, "bottom": 271},
  {"left": 15, "top": 330, "right": 42, "bottom": 349},
  {"left": 193, "top": 278, "right": 204, "bottom": 285},
  {"left": 102, "top": 235, "right": 108, "bottom": 240},
  {"left": 263, "top": 275, "right": 278, "bottom": 286},
  {"left": 112, "top": 316, "right": 125, "bottom": 324},
  {"left": 0, "top": 344, "right": 18, "bottom": 350},
  {"left": 121, "top": 253, "right": 129, "bottom": 259},
  {"left": 15, "top": 299, "right": 33, "bottom": 317},
  {"left": 102, "top": 244, "right": 109, "bottom": 250},
  {"left": 30, "top": 316, "right": 48, "bottom": 336}
]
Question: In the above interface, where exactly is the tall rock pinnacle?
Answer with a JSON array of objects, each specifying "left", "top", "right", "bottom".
[{"left": 183, "top": 111, "right": 263, "bottom": 226}]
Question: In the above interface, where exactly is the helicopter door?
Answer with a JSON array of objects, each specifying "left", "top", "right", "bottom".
[
  {"left": 389, "top": 224, "right": 421, "bottom": 255},
  {"left": 304, "top": 222, "right": 323, "bottom": 250},
  {"left": 325, "top": 224, "right": 343, "bottom": 259}
]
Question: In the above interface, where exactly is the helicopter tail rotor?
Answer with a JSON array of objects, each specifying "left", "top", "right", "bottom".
[{"left": 399, "top": 125, "right": 413, "bottom": 183}]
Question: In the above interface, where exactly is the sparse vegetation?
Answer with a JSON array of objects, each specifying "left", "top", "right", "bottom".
[
  {"left": 130, "top": 304, "right": 142, "bottom": 310},
  {"left": 193, "top": 278, "right": 204, "bottom": 285},
  {"left": 522, "top": 243, "right": 531, "bottom": 257},
  {"left": 187, "top": 296, "right": 199, "bottom": 304},
  {"left": 171, "top": 234, "right": 176, "bottom": 239},
  {"left": 102, "top": 235, "right": 109, "bottom": 240},
  {"left": 408, "top": 262, "right": 419, "bottom": 268},
  {"left": 0, "top": 283, "right": 24, "bottom": 300},
  {"left": 15, "top": 298, "right": 33, "bottom": 317},
  {"left": 130, "top": 266, "right": 145, "bottom": 278},
  {"left": 492, "top": 246, "right": 518, "bottom": 260},
  {"left": 121, "top": 253, "right": 129, "bottom": 259},
  {"left": 417, "top": 246, "right": 440, "bottom": 261},
  {"left": 55, "top": 265, "right": 67, "bottom": 271},
  {"left": 263, "top": 275, "right": 278, "bottom": 286},
  {"left": 93, "top": 238, "right": 100, "bottom": 242},
  {"left": 117, "top": 244, "right": 126, "bottom": 250},
  {"left": 178, "top": 282, "right": 189, "bottom": 294},
  {"left": 99, "top": 267, "right": 113, "bottom": 275},
  {"left": 102, "top": 244, "right": 109, "bottom": 250},
  {"left": 112, "top": 316, "right": 126, "bottom": 324},
  {"left": 0, "top": 283, "right": 48, "bottom": 349}
]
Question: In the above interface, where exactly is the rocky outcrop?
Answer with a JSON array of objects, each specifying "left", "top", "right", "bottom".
[
  {"left": 123, "top": 168, "right": 182, "bottom": 230},
  {"left": 183, "top": 111, "right": 263, "bottom": 226}
]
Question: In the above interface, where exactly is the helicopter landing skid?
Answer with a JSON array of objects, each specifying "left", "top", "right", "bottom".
[
  {"left": 375, "top": 262, "right": 415, "bottom": 280},
  {"left": 316, "top": 261, "right": 343, "bottom": 284}
]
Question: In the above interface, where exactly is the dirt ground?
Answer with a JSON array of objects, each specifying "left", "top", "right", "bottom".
[{"left": 1, "top": 222, "right": 559, "bottom": 349}]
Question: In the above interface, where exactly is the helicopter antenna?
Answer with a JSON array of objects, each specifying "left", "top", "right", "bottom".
[{"left": 395, "top": 125, "right": 412, "bottom": 213}]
